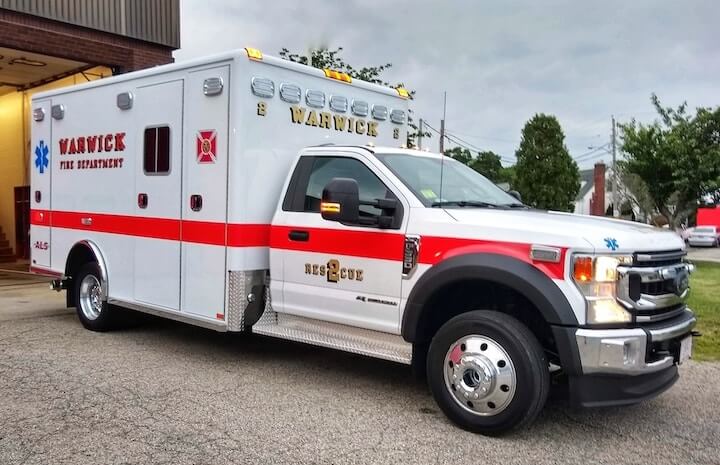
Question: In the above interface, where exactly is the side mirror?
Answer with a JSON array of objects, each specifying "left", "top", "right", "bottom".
[
  {"left": 508, "top": 190, "right": 522, "bottom": 202},
  {"left": 321, "top": 178, "right": 360, "bottom": 224}
]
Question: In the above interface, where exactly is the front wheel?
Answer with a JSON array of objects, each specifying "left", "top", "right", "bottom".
[{"left": 427, "top": 311, "right": 549, "bottom": 435}]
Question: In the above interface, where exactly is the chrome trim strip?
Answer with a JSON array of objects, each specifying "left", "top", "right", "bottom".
[
  {"left": 635, "top": 250, "right": 686, "bottom": 263},
  {"left": 530, "top": 245, "right": 561, "bottom": 263},
  {"left": 647, "top": 312, "right": 697, "bottom": 342},
  {"left": 77, "top": 240, "right": 109, "bottom": 300},
  {"left": 108, "top": 298, "right": 228, "bottom": 332}
]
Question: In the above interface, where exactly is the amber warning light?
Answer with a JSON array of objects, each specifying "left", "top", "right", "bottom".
[
  {"left": 320, "top": 202, "right": 341, "bottom": 214},
  {"left": 323, "top": 69, "right": 352, "bottom": 83},
  {"left": 573, "top": 256, "right": 593, "bottom": 282}
]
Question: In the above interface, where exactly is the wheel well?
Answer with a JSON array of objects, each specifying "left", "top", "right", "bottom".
[
  {"left": 412, "top": 279, "right": 560, "bottom": 365},
  {"left": 65, "top": 244, "right": 98, "bottom": 308}
]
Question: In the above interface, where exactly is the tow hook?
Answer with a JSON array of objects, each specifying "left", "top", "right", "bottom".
[
  {"left": 50, "top": 278, "right": 69, "bottom": 292},
  {"left": 691, "top": 330, "right": 702, "bottom": 338}
]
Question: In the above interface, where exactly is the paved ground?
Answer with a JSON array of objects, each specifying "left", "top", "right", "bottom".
[
  {"left": 688, "top": 245, "right": 720, "bottom": 263},
  {"left": 1, "top": 276, "right": 719, "bottom": 465}
]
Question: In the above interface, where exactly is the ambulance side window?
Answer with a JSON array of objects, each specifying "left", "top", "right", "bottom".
[
  {"left": 143, "top": 126, "right": 171, "bottom": 174},
  {"left": 303, "top": 157, "right": 395, "bottom": 218}
]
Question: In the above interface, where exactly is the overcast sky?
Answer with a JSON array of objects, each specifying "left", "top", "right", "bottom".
[{"left": 174, "top": 0, "right": 719, "bottom": 168}]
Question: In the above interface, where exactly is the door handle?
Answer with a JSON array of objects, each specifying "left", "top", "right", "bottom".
[
  {"left": 137, "top": 193, "right": 148, "bottom": 209},
  {"left": 288, "top": 230, "right": 309, "bottom": 242},
  {"left": 190, "top": 194, "right": 203, "bottom": 212}
]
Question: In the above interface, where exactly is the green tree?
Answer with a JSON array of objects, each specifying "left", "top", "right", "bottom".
[
  {"left": 619, "top": 94, "right": 720, "bottom": 226},
  {"left": 470, "top": 151, "right": 502, "bottom": 182},
  {"left": 514, "top": 114, "right": 580, "bottom": 211},
  {"left": 278, "top": 47, "right": 429, "bottom": 147},
  {"left": 444, "top": 146, "right": 473, "bottom": 165}
]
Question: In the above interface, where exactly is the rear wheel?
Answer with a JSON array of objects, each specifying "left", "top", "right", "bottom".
[
  {"left": 427, "top": 311, "right": 549, "bottom": 435},
  {"left": 74, "top": 262, "right": 118, "bottom": 331}
]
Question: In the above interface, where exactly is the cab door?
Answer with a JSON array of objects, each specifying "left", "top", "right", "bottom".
[
  {"left": 271, "top": 152, "right": 407, "bottom": 334},
  {"left": 133, "top": 80, "right": 184, "bottom": 310}
]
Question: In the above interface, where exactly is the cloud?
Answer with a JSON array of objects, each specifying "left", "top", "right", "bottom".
[{"left": 176, "top": 0, "right": 719, "bottom": 167}]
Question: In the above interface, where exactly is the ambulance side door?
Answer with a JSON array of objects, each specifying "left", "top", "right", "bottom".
[{"left": 271, "top": 152, "right": 407, "bottom": 334}]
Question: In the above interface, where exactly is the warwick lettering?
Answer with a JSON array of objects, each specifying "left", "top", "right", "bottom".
[
  {"left": 290, "top": 105, "right": 378, "bottom": 137},
  {"left": 58, "top": 132, "right": 126, "bottom": 171}
]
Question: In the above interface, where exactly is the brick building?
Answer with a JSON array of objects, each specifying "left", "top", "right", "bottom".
[{"left": 0, "top": 0, "right": 179, "bottom": 264}]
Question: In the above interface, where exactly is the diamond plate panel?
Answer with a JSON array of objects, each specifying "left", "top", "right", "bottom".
[
  {"left": 227, "top": 270, "right": 266, "bottom": 331},
  {"left": 253, "top": 312, "right": 412, "bottom": 364}
]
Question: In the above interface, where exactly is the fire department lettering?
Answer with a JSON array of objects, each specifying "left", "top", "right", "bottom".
[
  {"left": 305, "top": 259, "right": 364, "bottom": 283},
  {"left": 59, "top": 133, "right": 126, "bottom": 155},
  {"left": 58, "top": 132, "right": 126, "bottom": 171},
  {"left": 289, "top": 105, "right": 378, "bottom": 138}
]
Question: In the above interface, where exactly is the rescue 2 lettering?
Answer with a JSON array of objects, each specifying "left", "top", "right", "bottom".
[
  {"left": 290, "top": 106, "right": 378, "bottom": 138},
  {"left": 305, "top": 259, "right": 364, "bottom": 283}
]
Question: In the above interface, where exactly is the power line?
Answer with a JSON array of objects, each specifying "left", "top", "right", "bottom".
[
  {"left": 445, "top": 131, "right": 515, "bottom": 164},
  {"left": 443, "top": 128, "right": 517, "bottom": 144}
]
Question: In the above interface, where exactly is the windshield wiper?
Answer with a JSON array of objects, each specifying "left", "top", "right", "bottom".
[
  {"left": 502, "top": 203, "right": 529, "bottom": 209},
  {"left": 431, "top": 200, "right": 500, "bottom": 208}
]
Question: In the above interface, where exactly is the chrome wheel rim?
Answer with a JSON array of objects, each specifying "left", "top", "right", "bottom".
[
  {"left": 443, "top": 335, "right": 517, "bottom": 416},
  {"left": 79, "top": 274, "right": 103, "bottom": 320}
]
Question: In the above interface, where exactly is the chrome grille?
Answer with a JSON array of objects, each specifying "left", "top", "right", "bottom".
[{"left": 617, "top": 250, "right": 691, "bottom": 323}]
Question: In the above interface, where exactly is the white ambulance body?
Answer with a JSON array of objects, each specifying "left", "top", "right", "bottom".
[
  {"left": 30, "top": 48, "right": 407, "bottom": 330},
  {"left": 31, "top": 48, "right": 698, "bottom": 434}
]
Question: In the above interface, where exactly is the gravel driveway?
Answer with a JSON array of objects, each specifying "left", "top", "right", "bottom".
[{"left": 1, "top": 280, "right": 718, "bottom": 465}]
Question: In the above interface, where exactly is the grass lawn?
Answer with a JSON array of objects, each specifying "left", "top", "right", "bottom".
[{"left": 688, "top": 261, "right": 720, "bottom": 361}]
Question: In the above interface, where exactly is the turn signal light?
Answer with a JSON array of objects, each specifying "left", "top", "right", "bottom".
[
  {"left": 245, "top": 47, "right": 263, "bottom": 61},
  {"left": 573, "top": 256, "right": 593, "bottom": 282},
  {"left": 323, "top": 69, "right": 352, "bottom": 83},
  {"left": 320, "top": 202, "right": 341, "bottom": 213}
]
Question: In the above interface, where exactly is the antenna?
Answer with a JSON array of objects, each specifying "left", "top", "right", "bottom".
[{"left": 439, "top": 92, "right": 447, "bottom": 202}]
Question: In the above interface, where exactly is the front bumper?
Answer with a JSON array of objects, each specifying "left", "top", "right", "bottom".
[
  {"left": 688, "top": 238, "right": 716, "bottom": 246},
  {"left": 575, "top": 310, "right": 696, "bottom": 375}
]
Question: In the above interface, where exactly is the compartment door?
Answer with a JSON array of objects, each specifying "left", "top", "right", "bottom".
[
  {"left": 180, "top": 66, "right": 230, "bottom": 320},
  {"left": 133, "top": 80, "right": 184, "bottom": 310},
  {"left": 30, "top": 100, "right": 52, "bottom": 268}
]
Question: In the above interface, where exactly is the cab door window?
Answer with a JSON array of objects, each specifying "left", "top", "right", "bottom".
[{"left": 303, "top": 157, "right": 395, "bottom": 218}]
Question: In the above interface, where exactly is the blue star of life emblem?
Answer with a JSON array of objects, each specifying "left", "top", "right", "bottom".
[
  {"left": 604, "top": 237, "right": 619, "bottom": 251},
  {"left": 34, "top": 140, "right": 49, "bottom": 174}
]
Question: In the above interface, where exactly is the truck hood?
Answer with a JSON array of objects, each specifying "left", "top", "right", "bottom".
[{"left": 443, "top": 208, "right": 685, "bottom": 253}]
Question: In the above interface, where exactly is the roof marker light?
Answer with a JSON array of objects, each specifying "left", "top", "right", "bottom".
[
  {"left": 323, "top": 69, "right": 352, "bottom": 83},
  {"left": 245, "top": 47, "right": 263, "bottom": 61},
  {"left": 396, "top": 87, "right": 409, "bottom": 99}
]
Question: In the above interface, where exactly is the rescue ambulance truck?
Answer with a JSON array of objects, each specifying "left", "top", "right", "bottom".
[{"left": 30, "top": 48, "right": 697, "bottom": 434}]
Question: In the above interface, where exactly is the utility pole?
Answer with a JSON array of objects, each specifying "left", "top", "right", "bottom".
[
  {"left": 611, "top": 115, "right": 618, "bottom": 217},
  {"left": 439, "top": 92, "right": 447, "bottom": 154},
  {"left": 418, "top": 118, "right": 423, "bottom": 150}
]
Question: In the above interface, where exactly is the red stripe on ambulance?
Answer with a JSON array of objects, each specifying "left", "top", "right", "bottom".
[{"left": 31, "top": 210, "right": 565, "bottom": 278}]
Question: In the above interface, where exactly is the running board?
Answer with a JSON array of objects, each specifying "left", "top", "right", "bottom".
[{"left": 252, "top": 311, "right": 412, "bottom": 364}]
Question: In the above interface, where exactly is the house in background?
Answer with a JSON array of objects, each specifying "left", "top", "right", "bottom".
[{"left": 574, "top": 162, "right": 612, "bottom": 216}]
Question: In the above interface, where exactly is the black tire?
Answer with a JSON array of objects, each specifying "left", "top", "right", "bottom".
[
  {"left": 427, "top": 310, "right": 549, "bottom": 435},
  {"left": 74, "top": 262, "right": 118, "bottom": 331}
]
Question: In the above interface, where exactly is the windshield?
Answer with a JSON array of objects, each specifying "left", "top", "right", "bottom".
[{"left": 375, "top": 153, "right": 520, "bottom": 207}]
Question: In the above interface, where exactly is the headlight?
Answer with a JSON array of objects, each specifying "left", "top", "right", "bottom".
[{"left": 572, "top": 254, "right": 633, "bottom": 324}]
